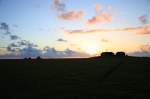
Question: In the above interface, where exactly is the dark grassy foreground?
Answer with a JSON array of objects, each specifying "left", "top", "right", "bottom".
[{"left": 0, "top": 56, "right": 150, "bottom": 99}]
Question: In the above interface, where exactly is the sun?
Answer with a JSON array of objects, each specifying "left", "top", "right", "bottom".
[{"left": 81, "top": 43, "right": 100, "bottom": 55}]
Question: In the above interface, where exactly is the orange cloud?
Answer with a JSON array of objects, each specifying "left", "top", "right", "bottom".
[
  {"left": 87, "top": 3, "right": 112, "bottom": 25},
  {"left": 95, "top": 3, "right": 102, "bottom": 14},
  {"left": 51, "top": 0, "right": 84, "bottom": 21},
  {"left": 120, "top": 26, "right": 150, "bottom": 35},
  {"left": 65, "top": 26, "right": 150, "bottom": 35},
  {"left": 58, "top": 10, "right": 84, "bottom": 21},
  {"left": 87, "top": 12, "right": 112, "bottom": 25}
]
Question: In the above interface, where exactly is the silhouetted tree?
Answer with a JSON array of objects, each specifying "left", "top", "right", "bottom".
[
  {"left": 101, "top": 52, "right": 115, "bottom": 57},
  {"left": 116, "top": 52, "right": 126, "bottom": 57}
]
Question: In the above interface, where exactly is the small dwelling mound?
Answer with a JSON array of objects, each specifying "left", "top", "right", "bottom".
[
  {"left": 116, "top": 52, "right": 126, "bottom": 57},
  {"left": 101, "top": 52, "right": 115, "bottom": 57},
  {"left": 36, "top": 56, "right": 41, "bottom": 60}
]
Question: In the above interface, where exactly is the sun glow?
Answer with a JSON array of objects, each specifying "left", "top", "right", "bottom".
[{"left": 81, "top": 42, "right": 100, "bottom": 55}]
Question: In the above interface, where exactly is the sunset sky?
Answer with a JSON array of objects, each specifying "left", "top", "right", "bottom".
[{"left": 0, "top": 0, "right": 150, "bottom": 58}]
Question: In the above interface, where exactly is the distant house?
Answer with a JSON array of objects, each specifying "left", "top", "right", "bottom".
[
  {"left": 101, "top": 52, "right": 115, "bottom": 57},
  {"left": 116, "top": 52, "right": 126, "bottom": 57}
]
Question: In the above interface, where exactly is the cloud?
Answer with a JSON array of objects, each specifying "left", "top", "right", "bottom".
[
  {"left": 139, "top": 15, "right": 148, "bottom": 24},
  {"left": 7, "top": 46, "right": 17, "bottom": 52},
  {"left": 87, "top": 12, "right": 112, "bottom": 25},
  {"left": 58, "top": 10, "right": 84, "bottom": 21},
  {"left": 95, "top": 3, "right": 102, "bottom": 15},
  {"left": 51, "top": 0, "right": 84, "bottom": 21},
  {"left": 43, "top": 47, "right": 89, "bottom": 58},
  {"left": 2, "top": 43, "right": 150, "bottom": 58},
  {"left": 10, "top": 35, "right": 20, "bottom": 40},
  {"left": 129, "top": 44, "right": 150, "bottom": 57},
  {"left": 101, "top": 39, "right": 109, "bottom": 43},
  {"left": 0, "top": 22, "right": 10, "bottom": 34},
  {"left": 7, "top": 40, "right": 38, "bottom": 52},
  {"left": 123, "top": 26, "right": 150, "bottom": 35},
  {"left": 0, "top": 22, "right": 9, "bottom": 31},
  {"left": 57, "top": 38, "right": 67, "bottom": 42},
  {"left": 1, "top": 45, "right": 89, "bottom": 58},
  {"left": 65, "top": 26, "right": 150, "bottom": 35},
  {"left": 18, "top": 40, "right": 30, "bottom": 46},
  {"left": 6, "top": 41, "right": 41, "bottom": 58},
  {"left": 140, "top": 44, "right": 150, "bottom": 52},
  {"left": 0, "top": 22, "right": 20, "bottom": 40},
  {"left": 87, "top": 3, "right": 112, "bottom": 25},
  {"left": 0, "top": 22, "right": 43, "bottom": 58},
  {"left": 52, "top": 0, "right": 66, "bottom": 12},
  {"left": 19, "top": 44, "right": 41, "bottom": 58},
  {"left": 3, "top": 40, "right": 89, "bottom": 58}
]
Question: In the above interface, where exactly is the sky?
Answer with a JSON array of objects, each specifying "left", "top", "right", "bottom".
[{"left": 0, "top": 0, "right": 150, "bottom": 58}]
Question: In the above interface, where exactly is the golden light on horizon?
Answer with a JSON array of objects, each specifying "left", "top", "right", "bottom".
[{"left": 81, "top": 42, "right": 100, "bottom": 55}]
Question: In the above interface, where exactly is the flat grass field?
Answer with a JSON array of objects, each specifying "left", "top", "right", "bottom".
[{"left": 0, "top": 56, "right": 150, "bottom": 98}]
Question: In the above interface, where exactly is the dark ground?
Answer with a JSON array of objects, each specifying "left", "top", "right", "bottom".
[{"left": 0, "top": 56, "right": 150, "bottom": 99}]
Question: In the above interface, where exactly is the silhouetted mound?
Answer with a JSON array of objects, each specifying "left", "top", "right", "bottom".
[
  {"left": 101, "top": 52, "right": 115, "bottom": 57},
  {"left": 24, "top": 58, "right": 28, "bottom": 60},
  {"left": 116, "top": 52, "right": 126, "bottom": 57},
  {"left": 36, "top": 56, "right": 41, "bottom": 60}
]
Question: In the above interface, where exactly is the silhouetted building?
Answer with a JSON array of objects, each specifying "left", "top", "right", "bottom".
[
  {"left": 116, "top": 52, "right": 126, "bottom": 57},
  {"left": 101, "top": 52, "right": 115, "bottom": 57}
]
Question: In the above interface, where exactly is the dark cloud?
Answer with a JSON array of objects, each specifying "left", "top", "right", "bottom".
[
  {"left": 3, "top": 44, "right": 90, "bottom": 58},
  {"left": 7, "top": 40, "right": 38, "bottom": 52},
  {"left": 7, "top": 43, "right": 19, "bottom": 52},
  {"left": 52, "top": 0, "right": 66, "bottom": 12},
  {"left": 43, "top": 47, "right": 89, "bottom": 58},
  {"left": 0, "top": 22, "right": 40, "bottom": 58},
  {"left": 6, "top": 40, "right": 40, "bottom": 58},
  {"left": 18, "top": 40, "right": 29, "bottom": 46},
  {"left": 0, "top": 22, "right": 21, "bottom": 40},
  {"left": 0, "top": 22, "right": 9, "bottom": 31},
  {"left": 57, "top": 38, "right": 67, "bottom": 42},
  {"left": 139, "top": 15, "right": 148, "bottom": 24},
  {"left": 43, "top": 47, "right": 57, "bottom": 57},
  {"left": 19, "top": 44, "right": 41, "bottom": 58},
  {"left": 10, "top": 35, "right": 20, "bottom": 40},
  {"left": 64, "top": 48, "right": 76, "bottom": 55},
  {"left": 0, "top": 22, "right": 10, "bottom": 34}
]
